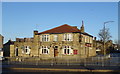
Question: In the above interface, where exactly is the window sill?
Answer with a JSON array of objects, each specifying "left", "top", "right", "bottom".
[
  {"left": 41, "top": 53, "right": 49, "bottom": 54},
  {"left": 63, "top": 54, "right": 73, "bottom": 55}
]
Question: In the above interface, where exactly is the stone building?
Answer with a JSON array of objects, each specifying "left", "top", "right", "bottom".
[
  {"left": 0, "top": 34, "right": 3, "bottom": 49},
  {"left": 4, "top": 22, "right": 96, "bottom": 59},
  {"left": 0, "top": 34, "right": 4, "bottom": 57},
  {"left": 3, "top": 40, "right": 14, "bottom": 57},
  {"left": 95, "top": 40, "right": 103, "bottom": 55}
]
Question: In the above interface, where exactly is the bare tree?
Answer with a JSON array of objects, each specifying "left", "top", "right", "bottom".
[
  {"left": 98, "top": 28, "right": 112, "bottom": 42},
  {"left": 98, "top": 27, "right": 112, "bottom": 55}
]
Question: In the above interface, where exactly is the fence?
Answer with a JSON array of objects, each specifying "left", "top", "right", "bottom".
[{"left": 4, "top": 56, "right": 120, "bottom": 67}]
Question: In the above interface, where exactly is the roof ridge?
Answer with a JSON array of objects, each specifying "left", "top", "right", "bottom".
[
  {"left": 38, "top": 24, "right": 80, "bottom": 34},
  {"left": 39, "top": 24, "right": 65, "bottom": 34}
]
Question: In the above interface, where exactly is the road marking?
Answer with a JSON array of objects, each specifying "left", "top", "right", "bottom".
[{"left": 9, "top": 67, "right": 120, "bottom": 72}]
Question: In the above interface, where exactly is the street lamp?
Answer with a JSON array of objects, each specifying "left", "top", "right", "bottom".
[
  {"left": 104, "top": 21, "right": 114, "bottom": 29},
  {"left": 103, "top": 21, "right": 114, "bottom": 55}
]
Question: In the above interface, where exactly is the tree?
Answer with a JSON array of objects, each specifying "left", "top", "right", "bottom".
[
  {"left": 98, "top": 27, "right": 112, "bottom": 55},
  {"left": 98, "top": 28, "right": 112, "bottom": 42}
]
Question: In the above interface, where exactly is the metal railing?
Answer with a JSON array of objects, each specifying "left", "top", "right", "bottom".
[{"left": 3, "top": 56, "right": 120, "bottom": 67}]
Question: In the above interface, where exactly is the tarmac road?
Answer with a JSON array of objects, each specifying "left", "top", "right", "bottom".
[
  {"left": 1, "top": 53, "right": 120, "bottom": 74},
  {"left": 1, "top": 63, "right": 120, "bottom": 74}
]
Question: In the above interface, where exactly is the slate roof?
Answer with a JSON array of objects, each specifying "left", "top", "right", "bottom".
[{"left": 4, "top": 40, "right": 14, "bottom": 45}]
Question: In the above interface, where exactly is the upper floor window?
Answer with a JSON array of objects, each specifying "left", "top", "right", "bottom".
[
  {"left": 85, "top": 36, "right": 90, "bottom": 43},
  {"left": 42, "top": 35, "right": 50, "bottom": 42},
  {"left": 90, "top": 37, "right": 93, "bottom": 43},
  {"left": 53, "top": 35, "right": 58, "bottom": 41},
  {"left": 63, "top": 34, "right": 73, "bottom": 41}
]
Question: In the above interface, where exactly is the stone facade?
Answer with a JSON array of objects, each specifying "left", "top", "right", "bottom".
[
  {"left": 0, "top": 34, "right": 4, "bottom": 57},
  {"left": 4, "top": 23, "right": 96, "bottom": 59},
  {"left": 0, "top": 34, "right": 3, "bottom": 49}
]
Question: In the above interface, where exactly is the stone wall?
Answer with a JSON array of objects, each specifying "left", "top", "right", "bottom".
[
  {"left": 0, "top": 35, "right": 3, "bottom": 49},
  {"left": 10, "top": 32, "right": 96, "bottom": 59}
]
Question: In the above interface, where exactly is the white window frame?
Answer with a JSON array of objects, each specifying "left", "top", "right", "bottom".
[
  {"left": 87, "top": 37, "right": 88, "bottom": 43},
  {"left": 54, "top": 35, "right": 58, "bottom": 41},
  {"left": 41, "top": 46, "right": 49, "bottom": 54},
  {"left": 84, "top": 36, "right": 86, "bottom": 42},
  {"left": 63, "top": 34, "right": 73, "bottom": 41},
  {"left": 42, "top": 35, "right": 50, "bottom": 42},
  {"left": 90, "top": 37, "right": 93, "bottom": 43},
  {"left": 22, "top": 46, "right": 30, "bottom": 54},
  {"left": 63, "top": 46, "right": 72, "bottom": 55}
]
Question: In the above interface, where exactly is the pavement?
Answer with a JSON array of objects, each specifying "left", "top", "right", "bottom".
[{"left": 2, "top": 63, "right": 120, "bottom": 74}]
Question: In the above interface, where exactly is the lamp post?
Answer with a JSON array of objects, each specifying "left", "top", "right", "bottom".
[{"left": 103, "top": 21, "right": 114, "bottom": 55}]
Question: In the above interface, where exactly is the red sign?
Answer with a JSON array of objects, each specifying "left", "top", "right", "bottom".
[
  {"left": 85, "top": 43, "right": 91, "bottom": 47},
  {"left": 73, "top": 50, "right": 78, "bottom": 54}
]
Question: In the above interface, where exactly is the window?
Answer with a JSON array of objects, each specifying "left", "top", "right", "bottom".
[
  {"left": 41, "top": 46, "right": 49, "bottom": 54},
  {"left": 85, "top": 36, "right": 89, "bottom": 43},
  {"left": 85, "top": 37, "right": 87, "bottom": 43},
  {"left": 63, "top": 34, "right": 73, "bottom": 41},
  {"left": 63, "top": 46, "right": 72, "bottom": 54},
  {"left": 84, "top": 37, "right": 86, "bottom": 42},
  {"left": 90, "top": 37, "right": 92, "bottom": 43},
  {"left": 42, "top": 35, "right": 50, "bottom": 42},
  {"left": 22, "top": 46, "right": 31, "bottom": 54},
  {"left": 54, "top": 35, "right": 58, "bottom": 41},
  {"left": 87, "top": 37, "right": 88, "bottom": 42}
]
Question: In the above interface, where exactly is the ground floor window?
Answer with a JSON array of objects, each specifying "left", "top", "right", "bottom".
[
  {"left": 22, "top": 46, "right": 31, "bottom": 54},
  {"left": 63, "top": 46, "right": 72, "bottom": 55},
  {"left": 41, "top": 46, "right": 49, "bottom": 54}
]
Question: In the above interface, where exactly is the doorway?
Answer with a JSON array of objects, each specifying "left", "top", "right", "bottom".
[
  {"left": 54, "top": 46, "right": 58, "bottom": 57},
  {"left": 15, "top": 48, "right": 18, "bottom": 56}
]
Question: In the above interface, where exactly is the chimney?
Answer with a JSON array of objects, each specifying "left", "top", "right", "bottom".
[
  {"left": 94, "top": 37, "right": 96, "bottom": 40},
  {"left": 34, "top": 30, "right": 38, "bottom": 35}
]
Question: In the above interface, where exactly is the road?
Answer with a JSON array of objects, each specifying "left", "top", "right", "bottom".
[
  {"left": 1, "top": 53, "right": 120, "bottom": 74},
  {"left": 2, "top": 62, "right": 120, "bottom": 74}
]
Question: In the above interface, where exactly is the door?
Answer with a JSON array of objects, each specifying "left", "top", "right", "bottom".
[
  {"left": 54, "top": 46, "right": 58, "bottom": 57},
  {"left": 16, "top": 48, "right": 18, "bottom": 56}
]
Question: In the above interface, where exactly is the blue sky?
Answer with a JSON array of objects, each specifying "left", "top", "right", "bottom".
[{"left": 2, "top": 2, "right": 118, "bottom": 43}]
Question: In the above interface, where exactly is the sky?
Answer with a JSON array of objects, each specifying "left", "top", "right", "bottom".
[
  {"left": 2, "top": 2, "right": 118, "bottom": 43},
  {"left": 2, "top": 0, "right": 120, "bottom": 2}
]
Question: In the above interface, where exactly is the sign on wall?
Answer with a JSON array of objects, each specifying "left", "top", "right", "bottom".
[
  {"left": 85, "top": 43, "right": 91, "bottom": 47},
  {"left": 73, "top": 50, "right": 78, "bottom": 54}
]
